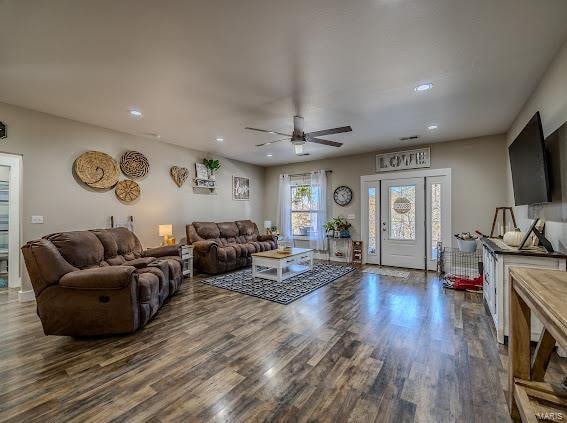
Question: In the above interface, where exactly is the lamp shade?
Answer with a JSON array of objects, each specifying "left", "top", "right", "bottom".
[
  {"left": 159, "top": 224, "right": 173, "bottom": 237},
  {"left": 264, "top": 220, "right": 272, "bottom": 229}
]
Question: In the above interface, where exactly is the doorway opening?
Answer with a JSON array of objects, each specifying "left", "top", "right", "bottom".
[
  {"left": 361, "top": 169, "right": 451, "bottom": 270},
  {"left": 0, "top": 153, "right": 22, "bottom": 294}
]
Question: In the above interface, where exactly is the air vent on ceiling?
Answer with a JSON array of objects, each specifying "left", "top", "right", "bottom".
[
  {"left": 297, "top": 153, "right": 310, "bottom": 156},
  {"left": 399, "top": 135, "right": 420, "bottom": 141}
]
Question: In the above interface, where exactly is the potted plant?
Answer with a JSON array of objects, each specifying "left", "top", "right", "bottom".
[
  {"left": 324, "top": 217, "right": 352, "bottom": 238},
  {"left": 323, "top": 220, "right": 335, "bottom": 237},
  {"left": 333, "top": 216, "right": 352, "bottom": 238},
  {"left": 203, "top": 158, "right": 221, "bottom": 180}
]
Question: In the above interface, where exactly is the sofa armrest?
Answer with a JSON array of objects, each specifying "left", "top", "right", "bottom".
[
  {"left": 142, "top": 245, "right": 181, "bottom": 258},
  {"left": 257, "top": 234, "right": 277, "bottom": 242},
  {"left": 59, "top": 266, "right": 136, "bottom": 290},
  {"left": 192, "top": 240, "right": 218, "bottom": 253}
]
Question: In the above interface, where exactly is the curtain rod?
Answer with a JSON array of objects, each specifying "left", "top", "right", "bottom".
[{"left": 287, "top": 170, "right": 333, "bottom": 177}]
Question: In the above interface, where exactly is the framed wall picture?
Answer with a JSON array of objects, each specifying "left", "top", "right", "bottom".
[
  {"left": 233, "top": 176, "right": 250, "bottom": 201},
  {"left": 195, "top": 163, "right": 209, "bottom": 180}
]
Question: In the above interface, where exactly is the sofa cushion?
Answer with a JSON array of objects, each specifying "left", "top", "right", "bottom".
[
  {"left": 91, "top": 229, "right": 119, "bottom": 259},
  {"left": 44, "top": 231, "right": 104, "bottom": 269},
  {"left": 108, "top": 227, "right": 143, "bottom": 257},
  {"left": 217, "top": 246, "right": 237, "bottom": 263},
  {"left": 260, "top": 240, "right": 276, "bottom": 251},
  {"left": 218, "top": 222, "right": 239, "bottom": 238},
  {"left": 193, "top": 222, "right": 220, "bottom": 240},
  {"left": 242, "top": 243, "right": 256, "bottom": 256},
  {"left": 106, "top": 255, "right": 126, "bottom": 266},
  {"left": 125, "top": 257, "right": 156, "bottom": 269},
  {"left": 235, "top": 220, "right": 256, "bottom": 236}
]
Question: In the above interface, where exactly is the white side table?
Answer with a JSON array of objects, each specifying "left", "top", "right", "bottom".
[{"left": 181, "top": 245, "right": 194, "bottom": 278}]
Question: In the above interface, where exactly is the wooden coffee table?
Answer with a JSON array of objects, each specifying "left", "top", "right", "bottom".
[{"left": 251, "top": 248, "right": 314, "bottom": 283}]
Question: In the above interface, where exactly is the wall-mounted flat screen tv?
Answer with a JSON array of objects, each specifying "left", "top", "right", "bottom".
[{"left": 509, "top": 112, "right": 550, "bottom": 206}]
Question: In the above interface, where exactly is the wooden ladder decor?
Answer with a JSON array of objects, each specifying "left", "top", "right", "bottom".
[{"left": 490, "top": 207, "right": 517, "bottom": 238}]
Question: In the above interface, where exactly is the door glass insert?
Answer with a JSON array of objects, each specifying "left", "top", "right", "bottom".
[
  {"left": 368, "top": 187, "right": 376, "bottom": 254},
  {"left": 431, "top": 183, "right": 442, "bottom": 260},
  {"left": 389, "top": 185, "right": 416, "bottom": 240}
]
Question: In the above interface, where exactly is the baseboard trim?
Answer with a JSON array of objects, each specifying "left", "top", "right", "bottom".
[{"left": 18, "top": 290, "right": 35, "bottom": 302}]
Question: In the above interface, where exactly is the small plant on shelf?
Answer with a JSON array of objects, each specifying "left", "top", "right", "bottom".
[
  {"left": 323, "top": 220, "right": 335, "bottom": 236},
  {"left": 323, "top": 216, "right": 352, "bottom": 238},
  {"left": 203, "top": 158, "right": 221, "bottom": 179}
]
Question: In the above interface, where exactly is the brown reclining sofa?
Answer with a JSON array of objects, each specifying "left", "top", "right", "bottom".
[
  {"left": 21, "top": 227, "right": 183, "bottom": 337},
  {"left": 187, "top": 220, "right": 277, "bottom": 275}
]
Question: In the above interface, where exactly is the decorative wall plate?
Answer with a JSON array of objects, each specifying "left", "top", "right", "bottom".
[
  {"left": 120, "top": 151, "right": 149, "bottom": 178},
  {"left": 115, "top": 179, "right": 140, "bottom": 202},
  {"left": 170, "top": 166, "right": 189, "bottom": 187},
  {"left": 74, "top": 151, "right": 119, "bottom": 189}
]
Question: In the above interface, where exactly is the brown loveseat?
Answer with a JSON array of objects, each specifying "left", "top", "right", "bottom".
[
  {"left": 187, "top": 220, "right": 277, "bottom": 275},
  {"left": 21, "top": 227, "right": 183, "bottom": 337}
]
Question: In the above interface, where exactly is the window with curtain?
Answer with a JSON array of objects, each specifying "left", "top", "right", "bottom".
[
  {"left": 278, "top": 170, "right": 327, "bottom": 250},
  {"left": 291, "top": 184, "right": 320, "bottom": 237}
]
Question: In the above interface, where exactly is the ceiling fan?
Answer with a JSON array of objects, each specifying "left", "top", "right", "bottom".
[{"left": 246, "top": 116, "right": 352, "bottom": 155}]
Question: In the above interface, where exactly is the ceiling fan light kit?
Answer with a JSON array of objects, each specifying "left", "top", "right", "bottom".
[{"left": 246, "top": 115, "right": 352, "bottom": 156}]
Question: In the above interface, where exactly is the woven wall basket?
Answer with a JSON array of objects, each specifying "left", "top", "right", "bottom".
[
  {"left": 120, "top": 150, "right": 149, "bottom": 178},
  {"left": 74, "top": 151, "right": 119, "bottom": 189},
  {"left": 115, "top": 179, "right": 140, "bottom": 202}
]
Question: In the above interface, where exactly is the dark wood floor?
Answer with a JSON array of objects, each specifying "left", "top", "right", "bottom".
[{"left": 0, "top": 266, "right": 565, "bottom": 422}]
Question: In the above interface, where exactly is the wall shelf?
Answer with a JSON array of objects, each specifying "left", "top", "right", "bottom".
[{"left": 193, "top": 178, "right": 216, "bottom": 190}]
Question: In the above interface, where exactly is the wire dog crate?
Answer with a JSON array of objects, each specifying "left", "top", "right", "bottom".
[{"left": 437, "top": 242, "right": 483, "bottom": 291}]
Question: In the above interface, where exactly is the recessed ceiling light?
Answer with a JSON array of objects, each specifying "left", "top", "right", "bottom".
[
  {"left": 215, "top": 138, "right": 224, "bottom": 142},
  {"left": 414, "top": 83, "right": 433, "bottom": 92},
  {"left": 427, "top": 125, "right": 438, "bottom": 130},
  {"left": 266, "top": 154, "right": 273, "bottom": 157},
  {"left": 129, "top": 109, "right": 143, "bottom": 117}
]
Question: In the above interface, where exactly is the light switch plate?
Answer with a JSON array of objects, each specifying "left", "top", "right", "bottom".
[
  {"left": 347, "top": 214, "right": 355, "bottom": 220},
  {"left": 31, "top": 215, "right": 44, "bottom": 224}
]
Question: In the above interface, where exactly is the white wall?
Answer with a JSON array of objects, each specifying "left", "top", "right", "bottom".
[
  {"left": 264, "top": 134, "right": 508, "bottom": 244},
  {"left": 506, "top": 39, "right": 567, "bottom": 249},
  {"left": 0, "top": 102, "right": 265, "bottom": 291}
]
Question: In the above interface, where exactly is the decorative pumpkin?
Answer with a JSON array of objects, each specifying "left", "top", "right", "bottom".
[{"left": 503, "top": 229, "right": 524, "bottom": 247}]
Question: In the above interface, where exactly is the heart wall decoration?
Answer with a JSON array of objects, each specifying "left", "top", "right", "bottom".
[{"left": 170, "top": 166, "right": 189, "bottom": 188}]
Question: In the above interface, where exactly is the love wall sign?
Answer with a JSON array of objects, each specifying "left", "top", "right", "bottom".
[{"left": 376, "top": 148, "right": 430, "bottom": 172}]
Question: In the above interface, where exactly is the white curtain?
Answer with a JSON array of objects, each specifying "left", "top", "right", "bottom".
[
  {"left": 309, "top": 170, "right": 327, "bottom": 251},
  {"left": 277, "top": 173, "right": 292, "bottom": 242}
]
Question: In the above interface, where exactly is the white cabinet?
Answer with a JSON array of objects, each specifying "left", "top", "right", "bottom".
[
  {"left": 481, "top": 239, "right": 566, "bottom": 344},
  {"left": 181, "top": 245, "right": 194, "bottom": 278}
]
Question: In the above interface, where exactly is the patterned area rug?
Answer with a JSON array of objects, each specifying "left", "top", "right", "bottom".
[
  {"left": 198, "top": 264, "right": 355, "bottom": 304},
  {"left": 362, "top": 267, "right": 410, "bottom": 279}
]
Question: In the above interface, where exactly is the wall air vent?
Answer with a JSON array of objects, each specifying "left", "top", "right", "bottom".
[{"left": 399, "top": 135, "right": 420, "bottom": 141}]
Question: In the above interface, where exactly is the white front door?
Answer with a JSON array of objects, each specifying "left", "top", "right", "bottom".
[{"left": 380, "top": 177, "right": 425, "bottom": 269}]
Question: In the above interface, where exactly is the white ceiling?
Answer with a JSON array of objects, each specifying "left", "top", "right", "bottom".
[{"left": 1, "top": 0, "right": 567, "bottom": 166}]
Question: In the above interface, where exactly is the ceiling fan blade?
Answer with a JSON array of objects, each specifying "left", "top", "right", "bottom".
[
  {"left": 255, "top": 138, "right": 288, "bottom": 147},
  {"left": 306, "top": 126, "right": 352, "bottom": 138},
  {"left": 245, "top": 127, "right": 291, "bottom": 137},
  {"left": 307, "top": 137, "right": 343, "bottom": 148}
]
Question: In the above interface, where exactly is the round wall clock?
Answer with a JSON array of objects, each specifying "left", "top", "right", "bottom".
[{"left": 334, "top": 185, "right": 353, "bottom": 206}]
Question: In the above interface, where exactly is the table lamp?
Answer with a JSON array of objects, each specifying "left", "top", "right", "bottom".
[
  {"left": 159, "top": 224, "right": 173, "bottom": 246},
  {"left": 264, "top": 220, "right": 272, "bottom": 234}
]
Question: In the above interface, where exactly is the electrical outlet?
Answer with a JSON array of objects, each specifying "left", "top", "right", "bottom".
[
  {"left": 31, "top": 215, "right": 44, "bottom": 224},
  {"left": 347, "top": 214, "right": 355, "bottom": 220}
]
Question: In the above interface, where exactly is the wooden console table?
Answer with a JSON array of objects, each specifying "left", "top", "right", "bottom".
[{"left": 508, "top": 267, "right": 567, "bottom": 421}]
